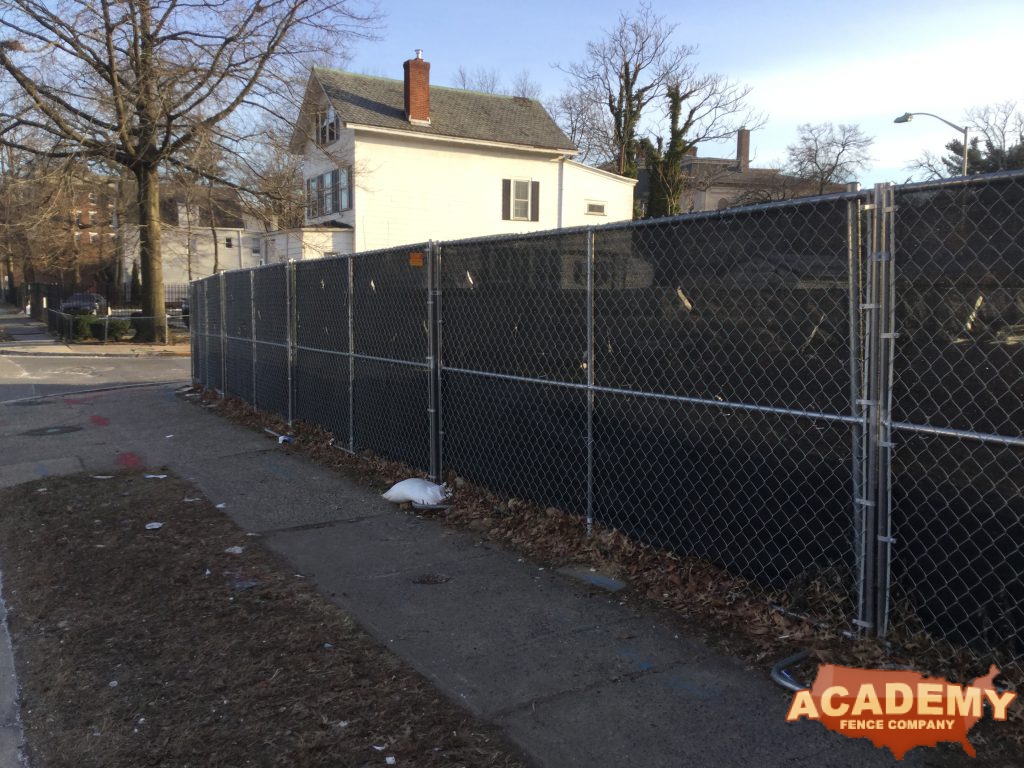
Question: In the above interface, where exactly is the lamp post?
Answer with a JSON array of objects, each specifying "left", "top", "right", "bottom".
[{"left": 894, "top": 112, "right": 969, "bottom": 177}]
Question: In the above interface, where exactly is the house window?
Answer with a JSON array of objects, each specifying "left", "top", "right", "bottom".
[
  {"left": 89, "top": 232, "right": 99, "bottom": 244},
  {"left": 317, "top": 107, "right": 339, "bottom": 146},
  {"left": 306, "top": 168, "right": 351, "bottom": 220},
  {"left": 513, "top": 180, "right": 530, "bottom": 220},
  {"left": 586, "top": 201, "right": 606, "bottom": 216},
  {"left": 225, "top": 237, "right": 234, "bottom": 248},
  {"left": 501, "top": 178, "right": 539, "bottom": 222}
]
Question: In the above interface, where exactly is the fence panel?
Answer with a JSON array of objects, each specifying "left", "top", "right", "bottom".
[
  {"left": 888, "top": 174, "right": 1024, "bottom": 673},
  {"left": 440, "top": 231, "right": 590, "bottom": 515},
  {"left": 294, "top": 257, "right": 351, "bottom": 443},
  {"left": 223, "top": 270, "right": 253, "bottom": 403},
  {"left": 351, "top": 245, "right": 431, "bottom": 470},
  {"left": 253, "top": 264, "right": 290, "bottom": 420},
  {"left": 591, "top": 199, "right": 863, "bottom": 607},
  {"left": 186, "top": 171, "right": 1024, "bottom": 671}
]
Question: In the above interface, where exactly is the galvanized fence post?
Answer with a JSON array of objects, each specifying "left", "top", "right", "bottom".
[
  {"left": 585, "top": 228, "right": 595, "bottom": 535},
  {"left": 426, "top": 241, "right": 442, "bottom": 483},
  {"left": 219, "top": 272, "right": 227, "bottom": 399},
  {"left": 857, "top": 182, "right": 898, "bottom": 639},
  {"left": 873, "top": 183, "right": 897, "bottom": 637},
  {"left": 434, "top": 243, "right": 445, "bottom": 482},
  {"left": 286, "top": 261, "right": 296, "bottom": 427},
  {"left": 857, "top": 189, "right": 882, "bottom": 636},
  {"left": 250, "top": 270, "right": 257, "bottom": 411},
  {"left": 845, "top": 185, "right": 869, "bottom": 635},
  {"left": 189, "top": 283, "right": 196, "bottom": 384},
  {"left": 347, "top": 255, "right": 355, "bottom": 453}
]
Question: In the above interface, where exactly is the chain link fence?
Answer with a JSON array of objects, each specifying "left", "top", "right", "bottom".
[{"left": 190, "top": 171, "right": 1024, "bottom": 678}]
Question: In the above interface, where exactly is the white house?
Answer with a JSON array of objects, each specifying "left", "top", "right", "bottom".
[
  {"left": 123, "top": 185, "right": 266, "bottom": 284},
  {"left": 262, "top": 226, "right": 352, "bottom": 263},
  {"left": 289, "top": 51, "right": 636, "bottom": 253}
]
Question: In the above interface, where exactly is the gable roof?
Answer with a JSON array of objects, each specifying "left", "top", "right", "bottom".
[{"left": 293, "top": 67, "right": 577, "bottom": 154}]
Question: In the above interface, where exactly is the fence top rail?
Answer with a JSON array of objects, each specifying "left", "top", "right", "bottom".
[{"left": 893, "top": 167, "right": 1024, "bottom": 194}]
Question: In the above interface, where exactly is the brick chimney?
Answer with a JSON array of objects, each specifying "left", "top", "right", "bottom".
[
  {"left": 403, "top": 50, "right": 430, "bottom": 125},
  {"left": 736, "top": 128, "right": 750, "bottom": 172}
]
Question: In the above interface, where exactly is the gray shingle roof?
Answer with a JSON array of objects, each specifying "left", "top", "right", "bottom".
[{"left": 311, "top": 67, "right": 576, "bottom": 152}]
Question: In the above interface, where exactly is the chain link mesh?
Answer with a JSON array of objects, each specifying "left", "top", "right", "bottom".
[
  {"left": 253, "top": 264, "right": 289, "bottom": 420},
  {"left": 590, "top": 201, "right": 863, "bottom": 608},
  {"left": 351, "top": 245, "right": 431, "bottom": 470},
  {"left": 188, "top": 172, "right": 1024, "bottom": 675},
  {"left": 889, "top": 174, "right": 1024, "bottom": 675},
  {"left": 440, "top": 232, "right": 589, "bottom": 512},
  {"left": 223, "top": 270, "right": 253, "bottom": 404},
  {"left": 294, "top": 257, "right": 350, "bottom": 443}
]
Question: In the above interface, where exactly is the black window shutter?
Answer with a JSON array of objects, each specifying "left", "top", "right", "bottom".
[
  {"left": 501, "top": 179, "right": 511, "bottom": 220},
  {"left": 530, "top": 181, "right": 540, "bottom": 222},
  {"left": 331, "top": 170, "right": 340, "bottom": 213}
]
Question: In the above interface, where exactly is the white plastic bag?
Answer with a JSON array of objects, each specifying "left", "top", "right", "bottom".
[{"left": 381, "top": 478, "right": 450, "bottom": 506}]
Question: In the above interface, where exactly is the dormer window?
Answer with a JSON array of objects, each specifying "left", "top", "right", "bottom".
[{"left": 317, "top": 106, "right": 339, "bottom": 146}]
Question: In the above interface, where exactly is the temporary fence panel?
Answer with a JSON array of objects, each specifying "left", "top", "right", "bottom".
[
  {"left": 188, "top": 171, "right": 1024, "bottom": 675},
  {"left": 886, "top": 173, "right": 1024, "bottom": 674}
]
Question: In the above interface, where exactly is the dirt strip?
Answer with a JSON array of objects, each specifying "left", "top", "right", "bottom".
[{"left": 0, "top": 471, "right": 528, "bottom": 768}]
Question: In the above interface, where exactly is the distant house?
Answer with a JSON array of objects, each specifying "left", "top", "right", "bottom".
[
  {"left": 123, "top": 184, "right": 265, "bottom": 283},
  {"left": 288, "top": 51, "right": 636, "bottom": 255},
  {"left": 636, "top": 129, "right": 844, "bottom": 214}
]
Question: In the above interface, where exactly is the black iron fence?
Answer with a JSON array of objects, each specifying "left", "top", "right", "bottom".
[{"left": 190, "top": 172, "right": 1024, "bottom": 678}]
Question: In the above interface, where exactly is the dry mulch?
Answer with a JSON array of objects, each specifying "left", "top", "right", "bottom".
[
  {"left": 0, "top": 472, "right": 527, "bottom": 768},
  {"left": 197, "top": 390, "right": 1023, "bottom": 762}
]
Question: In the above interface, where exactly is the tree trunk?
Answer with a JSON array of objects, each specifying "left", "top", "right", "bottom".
[
  {"left": 208, "top": 182, "right": 220, "bottom": 274},
  {"left": 3, "top": 252, "right": 14, "bottom": 304},
  {"left": 135, "top": 163, "right": 165, "bottom": 342}
]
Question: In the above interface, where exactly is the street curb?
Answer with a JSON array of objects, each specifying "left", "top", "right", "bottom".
[
  {"left": 0, "top": 568, "right": 28, "bottom": 768},
  {"left": 0, "top": 349, "right": 190, "bottom": 359},
  {"left": 0, "top": 380, "right": 189, "bottom": 406}
]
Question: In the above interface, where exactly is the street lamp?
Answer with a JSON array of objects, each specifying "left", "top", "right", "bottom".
[{"left": 894, "top": 112, "right": 969, "bottom": 177}]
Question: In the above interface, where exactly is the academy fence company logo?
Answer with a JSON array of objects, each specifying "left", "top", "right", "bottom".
[{"left": 786, "top": 664, "right": 1018, "bottom": 760}]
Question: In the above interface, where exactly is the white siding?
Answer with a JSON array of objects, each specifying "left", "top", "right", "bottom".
[
  {"left": 351, "top": 133, "right": 564, "bottom": 252},
  {"left": 264, "top": 229, "right": 353, "bottom": 262},
  {"left": 124, "top": 225, "right": 263, "bottom": 284},
  {"left": 301, "top": 123, "right": 635, "bottom": 252},
  {"left": 558, "top": 161, "right": 636, "bottom": 226}
]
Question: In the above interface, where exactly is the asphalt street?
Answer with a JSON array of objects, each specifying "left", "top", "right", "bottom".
[{"left": 0, "top": 353, "right": 190, "bottom": 403}]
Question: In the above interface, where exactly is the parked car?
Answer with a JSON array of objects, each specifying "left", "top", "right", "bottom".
[{"left": 59, "top": 292, "right": 109, "bottom": 315}]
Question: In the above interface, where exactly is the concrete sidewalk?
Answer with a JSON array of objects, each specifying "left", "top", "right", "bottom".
[{"left": 0, "top": 384, "right": 987, "bottom": 767}]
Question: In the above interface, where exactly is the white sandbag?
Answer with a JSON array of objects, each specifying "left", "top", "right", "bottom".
[{"left": 382, "top": 478, "right": 450, "bottom": 506}]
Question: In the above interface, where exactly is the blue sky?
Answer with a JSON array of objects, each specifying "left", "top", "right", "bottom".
[{"left": 343, "top": 0, "right": 1023, "bottom": 185}]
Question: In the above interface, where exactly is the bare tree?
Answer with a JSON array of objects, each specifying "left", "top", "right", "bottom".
[
  {"left": 0, "top": 117, "right": 87, "bottom": 293},
  {"left": 510, "top": 70, "right": 542, "bottom": 100},
  {"left": 0, "top": 0, "right": 377, "bottom": 339},
  {"left": 786, "top": 123, "right": 873, "bottom": 194},
  {"left": 908, "top": 101, "right": 1024, "bottom": 179},
  {"left": 561, "top": 2, "right": 760, "bottom": 179},
  {"left": 452, "top": 65, "right": 502, "bottom": 94},
  {"left": 236, "top": 121, "right": 306, "bottom": 232},
  {"left": 546, "top": 88, "right": 616, "bottom": 166},
  {"left": 561, "top": 2, "right": 692, "bottom": 177}
]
